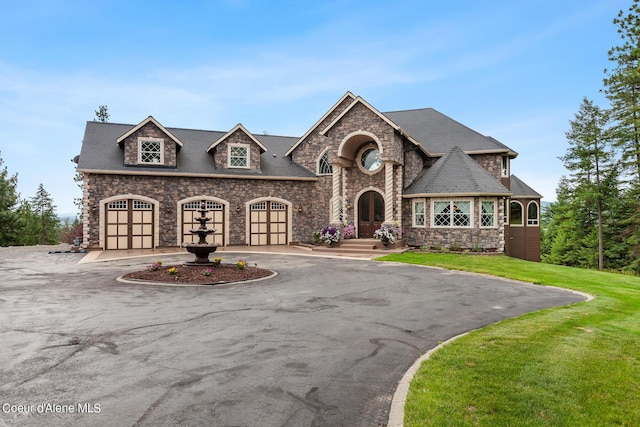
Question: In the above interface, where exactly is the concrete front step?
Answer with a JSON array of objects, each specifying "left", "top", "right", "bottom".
[{"left": 311, "top": 246, "right": 405, "bottom": 255}]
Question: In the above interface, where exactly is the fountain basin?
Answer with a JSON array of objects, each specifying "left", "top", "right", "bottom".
[{"left": 183, "top": 243, "right": 218, "bottom": 266}]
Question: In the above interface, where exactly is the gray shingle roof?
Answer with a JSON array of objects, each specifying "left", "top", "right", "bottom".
[
  {"left": 404, "top": 146, "right": 511, "bottom": 196},
  {"left": 510, "top": 175, "right": 542, "bottom": 198},
  {"left": 383, "top": 108, "right": 516, "bottom": 157},
  {"left": 77, "top": 121, "right": 316, "bottom": 179}
]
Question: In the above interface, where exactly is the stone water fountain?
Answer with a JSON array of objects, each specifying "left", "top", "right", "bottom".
[{"left": 183, "top": 201, "right": 218, "bottom": 266}]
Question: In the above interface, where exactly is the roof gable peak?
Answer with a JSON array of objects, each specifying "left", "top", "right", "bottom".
[
  {"left": 206, "top": 123, "right": 268, "bottom": 153},
  {"left": 116, "top": 115, "right": 184, "bottom": 147}
]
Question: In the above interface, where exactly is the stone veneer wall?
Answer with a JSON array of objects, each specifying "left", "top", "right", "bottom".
[
  {"left": 471, "top": 154, "right": 502, "bottom": 180},
  {"left": 83, "top": 173, "right": 318, "bottom": 248},
  {"left": 123, "top": 122, "right": 177, "bottom": 167},
  {"left": 401, "top": 196, "right": 505, "bottom": 251}
]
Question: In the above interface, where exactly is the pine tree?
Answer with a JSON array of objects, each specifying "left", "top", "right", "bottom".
[
  {"left": 30, "top": 183, "right": 60, "bottom": 245},
  {"left": 603, "top": 0, "right": 640, "bottom": 182},
  {"left": 559, "top": 98, "right": 616, "bottom": 270},
  {"left": 0, "top": 152, "right": 20, "bottom": 246}
]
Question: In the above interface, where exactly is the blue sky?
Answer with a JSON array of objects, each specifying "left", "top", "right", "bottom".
[{"left": 0, "top": 0, "right": 628, "bottom": 216}]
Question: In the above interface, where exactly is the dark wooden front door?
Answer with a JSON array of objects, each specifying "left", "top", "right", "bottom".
[{"left": 358, "top": 191, "right": 384, "bottom": 238}]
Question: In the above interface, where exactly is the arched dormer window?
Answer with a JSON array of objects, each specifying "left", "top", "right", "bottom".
[{"left": 318, "top": 149, "right": 333, "bottom": 175}]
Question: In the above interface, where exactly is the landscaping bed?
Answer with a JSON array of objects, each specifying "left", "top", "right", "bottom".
[{"left": 123, "top": 263, "right": 273, "bottom": 285}]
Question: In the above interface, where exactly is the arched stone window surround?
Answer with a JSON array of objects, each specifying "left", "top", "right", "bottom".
[
  {"left": 99, "top": 194, "right": 159, "bottom": 249},
  {"left": 177, "top": 195, "right": 230, "bottom": 246},
  {"left": 509, "top": 200, "right": 524, "bottom": 227},
  {"left": 244, "top": 196, "right": 293, "bottom": 245},
  {"left": 337, "top": 130, "right": 383, "bottom": 163},
  {"left": 527, "top": 200, "right": 540, "bottom": 226}
]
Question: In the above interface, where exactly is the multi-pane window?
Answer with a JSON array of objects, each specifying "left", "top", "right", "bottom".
[
  {"left": 501, "top": 155, "right": 509, "bottom": 177},
  {"left": 133, "top": 201, "right": 152, "bottom": 210},
  {"left": 139, "top": 139, "right": 163, "bottom": 164},
  {"left": 184, "top": 201, "right": 223, "bottom": 210},
  {"left": 229, "top": 145, "right": 248, "bottom": 168},
  {"left": 413, "top": 200, "right": 425, "bottom": 227},
  {"left": 433, "top": 200, "right": 471, "bottom": 227},
  {"left": 527, "top": 202, "right": 539, "bottom": 226},
  {"left": 318, "top": 150, "right": 333, "bottom": 175},
  {"left": 108, "top": 200, "right": 127, "bottom": 210},
  {"left": 481, "top": 200, "right": 495, "bottom": 227}
]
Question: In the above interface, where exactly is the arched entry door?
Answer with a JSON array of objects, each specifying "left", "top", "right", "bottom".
[{"left": 358, "top": 191, "right": 384, "bottom": 238}]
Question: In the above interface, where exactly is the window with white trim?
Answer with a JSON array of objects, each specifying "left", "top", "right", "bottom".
[
  {"left": 229, "top": 144, "right": 249, "bottom": 168},
  {"left": 138, "top": 138, "right": 164, "bottom": 164},
  {"left": 480, "top": 200, "right": 496, "bottom": 228},
  {"left": 413, "top": 200, "right": 425, "bottom": 227},
  {"left": 510, "top": 201, "right": 523, "bottom": 226},
  {"left": 501, "top": 155, "right": 509, "bottom": 177},
  {"left": 318, "top": 150, "right": 333, "bottom": 175},
  {"left": 432, "top": 200, "right": 472, "bottom": 228},
  {"left": 527, "top": 201, "right": 539, "bottom": 226}
]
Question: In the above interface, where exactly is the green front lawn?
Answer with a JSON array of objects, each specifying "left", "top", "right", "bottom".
[{"left": 377, "top": 253, "right": 640, "bottom": 426}]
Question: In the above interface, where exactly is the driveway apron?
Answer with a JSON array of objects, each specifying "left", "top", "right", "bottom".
[{"left": 0, "top": 247, "right": 585, "bottom": 426}]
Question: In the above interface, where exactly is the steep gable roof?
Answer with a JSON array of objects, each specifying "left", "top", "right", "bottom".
[
  {"left": 383, "top": 108, "right": 517, "bottom": 157},
  {"left": 284, "top": 91, "right": 356, "bottom": 157},
  {"left": 510, "top": 175, "right": 542, "bottom": 198},
  {"left": 320, "top": 96, "right": 403, "bottom": 136},
  {"left": 206, "top": 123, "right": 268, "bottom": 153},
  {"left": 404, "top": 146, "right": 511, "bottom": 197},
  {"left": 116, "top": 115, "right": 184, "bottom": 147}
]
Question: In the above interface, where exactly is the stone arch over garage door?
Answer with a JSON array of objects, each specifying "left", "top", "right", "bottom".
[
  {"left": 178, "top": 196, "right": 229, "bottom": 246},
  {"left": 246, "top": 197, "right": 292, "bottom": 245},
  {"left": 101, "top": 195, "right": 159, "bottom": 250}
]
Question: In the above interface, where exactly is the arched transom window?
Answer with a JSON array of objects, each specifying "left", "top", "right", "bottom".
[{"left": 318, "top": 150, "right": 333, "bottom": 175}]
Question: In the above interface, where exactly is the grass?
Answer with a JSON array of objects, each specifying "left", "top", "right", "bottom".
[{"left": 377, "top": 252, "right": 640, "bottom": 426}]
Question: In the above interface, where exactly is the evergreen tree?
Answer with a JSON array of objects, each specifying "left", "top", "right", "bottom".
[
  {"left": 30, "top": 183, "right": 60, "bottom": 245},
  {"left": 603, "top": 0, "right": 640, "bottom": 182},
  {"left": 0, "top": 151, "right": 20, "bottom": 246},
  {"left": 559, "top": 97, "right": 616, "bottom": 270},
  {"left": 15, "top": 200, "right": 40, "bottom": 246}
]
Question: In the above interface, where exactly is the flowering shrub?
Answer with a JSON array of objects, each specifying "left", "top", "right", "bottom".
[
  {"left": 167, "top": 267, "right": 178, "bottom": 275},
  {"left": 343, "top": 224, "right": 355, "bottom": 239},
  {"left": 147, "top": 260, "right": 163, "bottom": 271},
  {"left": 374, "top": 225, "right": 397, "bottom": 243},
  {"left": 203, "top": 268, "right": 213, "bottom": 276},
  {"left": 320, "top": 226, "right": 340, "bottom": 244},
  {"left": 236, "top": 260, "right": 247, "bottom": 270},
  {"left": 213, "top": 258, "right": 222, "bottom": 263}
]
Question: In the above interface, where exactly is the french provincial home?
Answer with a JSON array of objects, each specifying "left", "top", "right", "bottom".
[{"left": 75, "top": 91, "right": 542, "bottom": 261}]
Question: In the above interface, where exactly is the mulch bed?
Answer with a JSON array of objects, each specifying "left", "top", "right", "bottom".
[{"left": 122, "top": 264, "right": 273, "bottom": 285}]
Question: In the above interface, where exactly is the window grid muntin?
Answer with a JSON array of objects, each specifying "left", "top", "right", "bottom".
[
  {"left": 481, "top": 200, "right": 495, "bottom": 227},
  {"left": 133, "top": 200, "right": 152, "bottom": 210},
  {"left": 318, "top": 150, "right": 333, "bottom": 175},
  {"left": 139, "top": 140, "right": 162, "bottom": 164},
  {"left": 527, "top": 202, "right": 539, "bottom": 225},
  {"left": 183, "top": 201, "right": 223, "bottom": 210},
  {"left": 413, "top": 200, "right": 425, "bottom": 227},
  {"left": 433, "top": 200, "right": 472, "bottom": 228},
  {"left": 229, "top": 145, "right": 248, "bottom": 168},
  {"left": 251, "top": 202, "right": 267, "bottom": 211},
  {"left": 108, "top": 200, "right": 127, "bottom": 210}
]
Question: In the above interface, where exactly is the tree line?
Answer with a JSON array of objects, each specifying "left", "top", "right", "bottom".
[
  {"left": 0, "top": 156, "right": 75, "bottom": 246},
  {"left": 542, "top": 0, "right": 640, "bottom": 274}
]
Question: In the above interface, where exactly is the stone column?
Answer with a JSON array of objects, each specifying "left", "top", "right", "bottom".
[
  {"left": 384, "top": 161, "right": 394, "bottom": 223},
  {"left": 331, "top": 164, "right": 342, "bottom": 223}
]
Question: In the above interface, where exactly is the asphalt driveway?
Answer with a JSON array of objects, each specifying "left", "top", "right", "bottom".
[{"left": 0, "top": 247, "right": 585, "bottom": 426}]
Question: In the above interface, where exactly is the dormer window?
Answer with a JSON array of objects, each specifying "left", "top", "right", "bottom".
[
  {"left": 138, "top": 137, "right": 164, "bottom": 164},
  {"left": 229, "top": 144, "right": 249, "bottom": 168}
]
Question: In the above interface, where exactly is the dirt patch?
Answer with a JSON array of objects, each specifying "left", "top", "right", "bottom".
[{"left": 122, "top": 263, "right": 273, "bottom": 285}]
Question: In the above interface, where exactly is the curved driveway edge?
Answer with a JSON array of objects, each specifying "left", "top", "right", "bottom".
[{"left": 0, "top": 247, "right": 587, "bottom": 426}]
